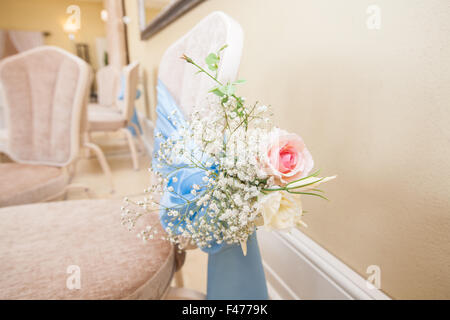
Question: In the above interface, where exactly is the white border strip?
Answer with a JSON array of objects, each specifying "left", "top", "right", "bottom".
[
  {"left": 258, "top": 229, "right": 390, "bottom": 300},
  {"left": 263, "top": 261, "right": 300, "bottom": 300}
]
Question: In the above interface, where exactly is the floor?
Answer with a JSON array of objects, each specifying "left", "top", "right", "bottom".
[{"left": 67, "top": 132, "right": 208, "bottom": 295}]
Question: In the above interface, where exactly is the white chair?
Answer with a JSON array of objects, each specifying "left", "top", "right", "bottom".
[
  {"left": 95, "top": 65, "right": 120, "bottom": 108},
  {"left": 158, "top": 12, "right": 244, "bottom": 118},
  {"left": 87, "top": 62, "right": 142, "bottom": 171}
]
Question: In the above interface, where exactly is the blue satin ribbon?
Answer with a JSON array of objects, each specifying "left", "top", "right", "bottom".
[{"left": 153, "top": 79, "right": 268, "bottom": 299}]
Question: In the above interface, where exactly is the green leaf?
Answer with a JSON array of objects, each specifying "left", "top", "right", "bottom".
[
  {"left": 286, "top": 190, "right": 329, "bottom": 201},
  {"left": 286, "top": 170, "right": 321, "bottom": 187},
  {"left": 218, "top": 44, "right": 228, "bottom": 52},
  {"left": 208, "top": 64, "right": 218, "bottom": 71},
  {"left": 286, "top": 177, "right": 325, "bottom": 190},
  {"left": 225, "top": 83, "right": 235, "bottom": 95},
  {"left": 234, "top": 79, "right": 246, "bottom": 84},
  {"left": 209, "top": 87, "right": 225, "bottom": 97},
  {"left": 205, "top": 53, "right": 219, "bottom": 66}
]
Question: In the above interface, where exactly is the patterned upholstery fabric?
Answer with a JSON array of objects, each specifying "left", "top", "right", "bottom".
[
  {"left": 0, "top": 199, "right": 175, "bottom": 299},
  {"left": 0, "top": 46, "right": 90, "bottom": 166},
  {"left": 0, "top": 163, "right": 67, "bottom": 208}
]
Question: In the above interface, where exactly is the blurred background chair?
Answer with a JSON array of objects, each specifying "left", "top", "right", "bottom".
[
  {"left": 0, "top": 46, "right": 91, "bottom": 207},
  {"left": 94, "top": 65, "right": 120, "bottom": 108},
  {"left": 87, "top": 62, "right": 142, "bottom": 171}
]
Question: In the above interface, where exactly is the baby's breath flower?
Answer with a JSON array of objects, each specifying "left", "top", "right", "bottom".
[{"left": 121, "top": 49, "right": 327, "bottom": 251}]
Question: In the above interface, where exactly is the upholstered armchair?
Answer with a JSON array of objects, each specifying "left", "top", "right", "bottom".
[
  {"left": 0, "top": 46, "right": 91, "bottom": 207},
  {"left": 87, "top": 62, "right": 142, "bottom": 171}
]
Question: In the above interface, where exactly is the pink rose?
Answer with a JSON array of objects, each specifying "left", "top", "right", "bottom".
[{"left": 262, "top": 128, "right": 314, "bottom": 185}]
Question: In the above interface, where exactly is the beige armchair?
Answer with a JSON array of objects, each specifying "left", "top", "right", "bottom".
[
  {"left": 0, "top": 46, "right": 91, "bottom": 207},
  {"left": 87, "top": 62, "right": 142, "bottom": 171}
]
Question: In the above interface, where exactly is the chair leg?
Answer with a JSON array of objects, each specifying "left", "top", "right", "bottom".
[
  {"left": 84, "top": 142, "right": 114, "bottom": 193},
  {"left": 121, "top": 127, "right": 139, "bottom": 171},
  {"left": 163, "top": 287, "right": 206, "bottom": 300},
  {"left": 174, "top": 271, "right": 184, "bottom": 288},
  {"left": 66, "top": 158, "right": 80, "bottom": 183},
  {"left": 83, "top": 132, "right": 92, "bottom": 158},
  {"left": 65, "top": 183, "right": 97, "bottom": 199},
  {"left": 129, "top": 122, "right": 144, "bottom": 152},
  {"left": 43, "top": 183, "right": 96, "bottom": 202}
]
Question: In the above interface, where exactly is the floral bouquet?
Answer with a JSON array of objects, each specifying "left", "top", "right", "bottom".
[{"left": 121, "top": 45, "right": 335, "bottom": 299}]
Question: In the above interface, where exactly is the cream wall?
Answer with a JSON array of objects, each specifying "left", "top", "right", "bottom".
[
  {"left": 0, "top": 0, "right": 106, "bottom": 69},
  {"left": 145, "top": 7, "right": 163, "bottom": 25},
  {"left": 125, "top": 0, "right": 450, "bottom": 299}
]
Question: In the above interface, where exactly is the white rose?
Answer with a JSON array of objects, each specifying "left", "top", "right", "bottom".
[{"left": 256, "top": 192, "right": 306, "bottom": 231}]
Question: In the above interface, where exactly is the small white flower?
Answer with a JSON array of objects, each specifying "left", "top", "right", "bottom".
[{"left": 257, "top": 105, "right": 268, "bottom": 112}]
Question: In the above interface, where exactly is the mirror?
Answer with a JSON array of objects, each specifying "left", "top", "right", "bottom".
[{"left": 138, "top": 0, "right": 204, "bottom": 39}]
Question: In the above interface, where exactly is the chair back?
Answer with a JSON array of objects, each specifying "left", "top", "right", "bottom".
[
  {"left": 120, "top": 61, "right": 140, "bottom": 123},
  {"left": 0, "top": 46, "right": 90, "bottom": 166},
  {"left": 96, "top": 65, "right": 120, "bottom": 108},
  {"left": 158, "top": 11, "right": 244, "bottom": 117}
]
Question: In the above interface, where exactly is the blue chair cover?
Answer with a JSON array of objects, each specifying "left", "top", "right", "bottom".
[
  {"left": 207, "top": 232, "right": 268, "bottom": 300},
  {"left": 153, "top": 79, "right": 268, "bottom": 300}
]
